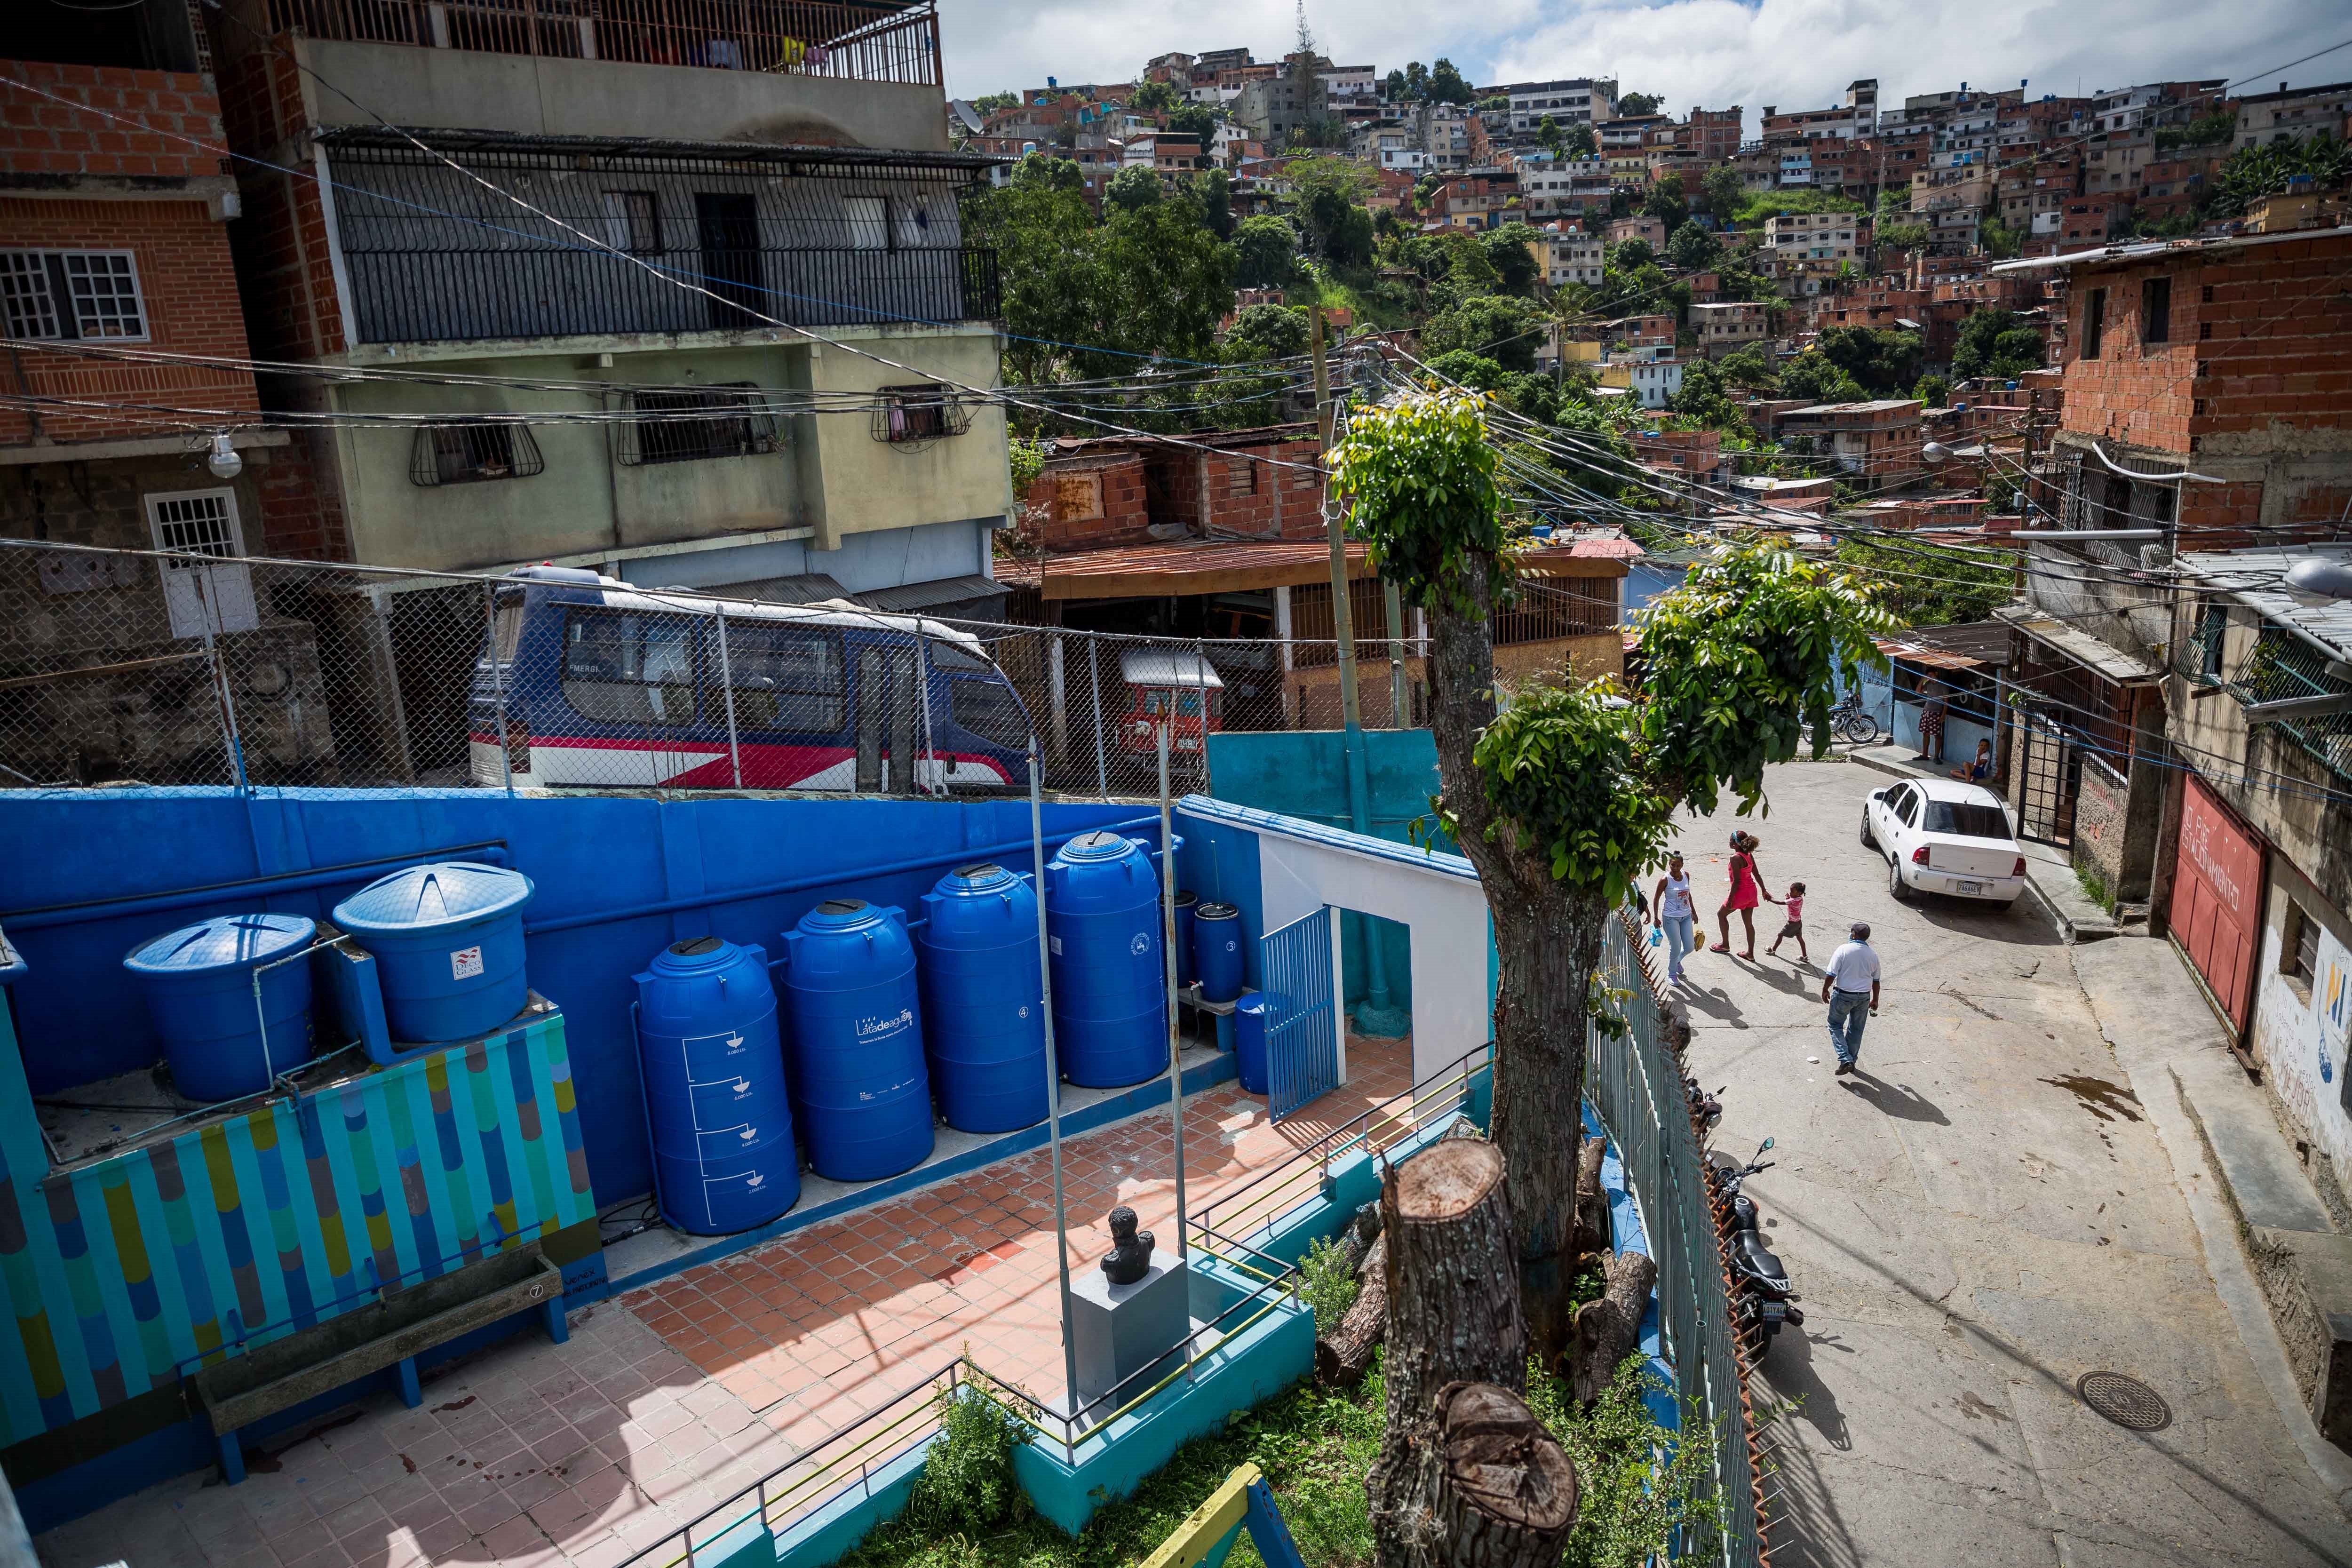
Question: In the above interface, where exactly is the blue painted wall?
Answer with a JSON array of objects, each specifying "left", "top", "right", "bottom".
[{"left": 1624, "top": 561, "right": 1689, "bottom": 620}]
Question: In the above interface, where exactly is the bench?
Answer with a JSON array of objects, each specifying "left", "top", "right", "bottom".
[{"left": 191, "top": 1243, "right": 568, "bottom": 1483}]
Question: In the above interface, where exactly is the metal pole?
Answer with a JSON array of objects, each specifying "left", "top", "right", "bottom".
[
  {"left": 1157, "top": 721, "right": 1187, "bottom": 1262},
  {"left": 1089, "top": 638, "right": 1108, "bottom": 800},
  {"left": 197, "top": 570, "right": 249, "bottom": 795},
  {"left": 482, "top": 581, "right": 514, "bottom": 796},
  {"left": 1030, "top": 739, "right": 1080, "bottom": 1430},
  {"left": 1383, "top": 579, "right": 1408, "bottom": 729},
  {"left": 713, "top": 603, "right": 743, "bottom": 789},
  {"left": 1312, "top": 306, "right": 1363, "bottom": 734},
  {"left": 1192, "top": 637, "right": 1211, "bottom": 795},
  {"left": 913, "top": 626, "right": 938, "bottom": 796}
]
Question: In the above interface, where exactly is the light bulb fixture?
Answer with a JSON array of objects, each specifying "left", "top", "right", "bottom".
[
  {"left": 1921, "top": 440, "right": 1953, "bottom": 463},
  {"left": 206, "top": 433, "right": 243, "bottom": 480}
]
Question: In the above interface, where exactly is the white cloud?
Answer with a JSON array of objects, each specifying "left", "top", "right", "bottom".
[{"left": 939, "top": 0, "right": 2347, "bottom": 140}]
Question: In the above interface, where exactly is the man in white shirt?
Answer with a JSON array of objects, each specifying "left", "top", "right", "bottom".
[{"left": 1819, "top": 921, "right": 1881, "bottom": 1075}]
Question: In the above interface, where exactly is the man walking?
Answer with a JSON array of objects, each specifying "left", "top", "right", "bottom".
[{"left": 1820, "top": 921, "right": 1881, "bottom": 1075}]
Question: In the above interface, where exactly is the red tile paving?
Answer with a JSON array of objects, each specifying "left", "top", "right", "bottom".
[{"left": 34, "top": 1038, "right": 1418, "bottom": 1568}]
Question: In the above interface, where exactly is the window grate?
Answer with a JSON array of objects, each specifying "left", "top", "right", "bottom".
[
  {"left": 618, "top": 383, "right": 784, "bottom": 466},
  {"left": 148, "top": 491, "right": 238, "bottom": 561},
  {"left": 871, "top": 383, "right": 970, "bottom": 449},
  {"left": 410, "top": 423, "right": 547, "bottom": 486},
  {"left": 0, "top": 249, "right": 147, "bottom": 341}
]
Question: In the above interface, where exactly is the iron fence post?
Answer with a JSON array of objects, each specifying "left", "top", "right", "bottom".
[
  {"left": 914, "top": 626, "right": 938, "bottom": 796},
  {"left": 195, "top": 569, "right": 248, "bottom": 795},
  {"left": 481, "top": 581, "right": 515, "bottom": 796},
  {"left": 1089, "top": 638, "right": 1108, "bottom": 799},
  {"left": 713, "top": 603, "right": 743, "bottom": 789}
]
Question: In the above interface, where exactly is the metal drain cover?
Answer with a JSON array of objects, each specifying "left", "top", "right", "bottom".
[{"left": 2077, "top": 1371, "right": 2171, "bottom": 1432}]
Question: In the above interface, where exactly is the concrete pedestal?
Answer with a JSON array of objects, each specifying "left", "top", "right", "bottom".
[{"left": 1069, "top": 1258, "right": 1192, "bottom": 1417}]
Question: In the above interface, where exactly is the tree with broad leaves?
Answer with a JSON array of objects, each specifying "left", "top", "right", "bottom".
[
  {"left": 1616, "top": 91, "right": 1661, "bottom": 116},
  {"left": 1329, "top": 390, "right": 1891, "bottom": 1365}
]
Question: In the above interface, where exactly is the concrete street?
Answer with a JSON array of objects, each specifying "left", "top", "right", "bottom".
[{"left": 1668, "top": 761, "right": 2352, "bottom": 1568}]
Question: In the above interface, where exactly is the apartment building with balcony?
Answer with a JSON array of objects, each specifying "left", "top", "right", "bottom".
[
  {"left": 1760, "top": 80, "right": 1878, "bottom": 147},
  {"left": 2234, "top": 80, "right": 2352, "bottom": 148},
  {"left": 201, "top": 0, "right": 1009, "bottom": 614},
  {"left": 1689, "top": 301, "right": 1770, "bottom": 359},
  {"left": 1503, "top": 79, "right": 1617, "bottom": 133},
  {"left": 1526, "top": 226, "right": 1604, "bottom": 288},
  {"left": 1764, "top": 209, "right": 1861, "bottom": 262}
]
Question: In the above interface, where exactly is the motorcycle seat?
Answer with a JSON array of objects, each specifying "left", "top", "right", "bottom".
[{"left": 1735, "top": 1230, "right": 1784, "bottom": 1279}]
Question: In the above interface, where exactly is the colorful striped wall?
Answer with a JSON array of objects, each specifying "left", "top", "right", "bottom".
[{"left": 0, "top": 1008, "right": 595, "bottom": 1452}]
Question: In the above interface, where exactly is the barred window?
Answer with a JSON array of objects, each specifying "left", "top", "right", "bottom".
[
  {"left": 410, "top": 424, "right": 546, "bottom": 486},
  {"left": 602, "top": 190, "right": 661, "bottom": 254},
  {"left": 620, "top": 383, "right": 783, "bottom": 465},
  {"left": 1, "top": 249, "right": 147, "bottom": 341},
  {"left": 873, "top": 384, "right": 970, "bottom": 447}
]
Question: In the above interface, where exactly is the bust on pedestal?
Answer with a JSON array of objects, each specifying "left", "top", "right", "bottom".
[{"left": 1067, "top": 1205, "right": 1192, "bottom": 1417}]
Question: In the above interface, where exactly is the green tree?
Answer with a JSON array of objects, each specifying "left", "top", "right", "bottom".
[
  {"left": 1701, "top": 164, "right": 1746, "bottom": 220},
  {"left": 1616, "top": 92, "right": 1661, "bottom": 116},
  {"left": 1949, "top": 308, "right": 2044, "bottom": 381},
  {"left": 1009, "top": 152, "right": 1083, "bottom": 193},
  {"left": 969, "top": 91, "right": 1019, "bottom": 115},
  {"left": 1643, "top": 173, "right": 1688, "bottom": 227},
  {"left": 1231, "top": 213, "right": 1299, "bottom": 288},
  {"left": 1422, "top": 294, "right": 1540, "bottom": 372},
  {"left": 1168, "top": 102, "right": 1219, "bottom": 141},
  {"left": 1106, "top": 163, "right": 1163, "bottom": 213},
  {"left": 1716, "top": 342, "right": 1778, "bottom": 390},
  {"left": 1428, "top": 58, "right": 1475, "bottom": 105},
  {"left": 1185, "top": 167, "right": 1233, "bottom": 239},
  {"left": 2208, "top": 133, "right": 2352, "bottom": 215},
  {"left": 1562, "top": 123, "right": 1598, "bottom": 160},
  {"left": 1130, "top": 78, "right": 1181, "bottom": 115},
  {"left": 1329, "top": 390, "right": 1890, "bottom": 1375},
  {"left": 1835, "top": 536, "right": 2010, "bottom": 626},
  {"left": 1219, "top": 302, "right": 1311, "bottom": 424},
  {"left": 1424, "top": 349, "right": 1507, "bottom": 390},
  {"left": 1287, "top": 155, "right": 1377, "bottom": 259},
  {"left": 1605, "top": 236, "right": 1655, "bottom": 273},
  {"left": 1666, "top": 358, "right": 1744, "bottom": 426},
  {"left": 1779, "top": 351, "right": 1864, "bottom": 404},
  {"left": 1539, "top": 114, "right": 1564, "bottom": 156},
  {"left": 1913, "top": 373, "right": 1953, "bottom": 406},
  {"left": 1667, "top": 218, "right": 1721, "bottom": 271},
  {"left": 1814, "top": 325, "right": 1922, "bottom": 396},
  {"left": 1978, "top": 212, "right": 2022, "bottom": 260},
  {"left": 1482, "top": 223, "right": 1544, "bottom": 295}
]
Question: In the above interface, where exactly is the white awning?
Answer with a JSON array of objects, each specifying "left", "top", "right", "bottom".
[{"left": 1118, "top": 648, "right": 1225, "bottom": 690}]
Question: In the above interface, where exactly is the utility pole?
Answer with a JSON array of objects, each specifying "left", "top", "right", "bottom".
[{"left": 1313, "top": 305, "right": 1363, "bottom": 735}]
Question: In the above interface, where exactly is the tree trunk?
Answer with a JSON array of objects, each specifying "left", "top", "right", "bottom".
[
  {"left": 1317, "top": 1233, "right": 1386, "bottom": 1385},
  {"left": 1423, "top": 557, "right": 1603, "bottom": 1367},
  {"left": 1368, "top": 1138, "right": 1526, "bottom": 1568},
  {"left": 1570, "top": 1246, "right": 1659, "bottom": 1406},
  {"left": 1572, "top": 1137, "right": 1610, "bottom": 1267},
  {"left": 1412, "top": 1382, "right": 1579, "bottom": 1568}
]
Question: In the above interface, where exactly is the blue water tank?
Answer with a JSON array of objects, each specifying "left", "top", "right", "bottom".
[
  {"left": 1044, "top": 832, "right": 1168, "bottom": 1089},
  {"left": 1234, "top": 989, "right": 1274, "bottom": 1096},
  {"left": 332, "top": 862, "right": 533, "bottom": 1044},
  {"left": 916, "top": 864, "right": 1049, "bottom": 1134},
  {"left": 633, "top": 936, "right": 800, "bottom": 1235},
  {"left": 779, "top": 899, "right": 934, "bottom": 1182},
  {"left": 1173, "top": 891, "right": 1199, "bottom": 988},
  {"left": 124, "top": 914, "right": 316, "bottom": 1102},
  {"left": 1194, "top": 901, "right": 1245, "bottom": 1004}
]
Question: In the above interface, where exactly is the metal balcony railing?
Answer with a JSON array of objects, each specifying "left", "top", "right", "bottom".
[{"left": 267, "top": 0, "right": 942, "bottom": 87}]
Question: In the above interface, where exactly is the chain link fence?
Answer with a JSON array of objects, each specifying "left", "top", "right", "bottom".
[{"left": 0, "top": 540, "right": 1430, "bottom": 798}]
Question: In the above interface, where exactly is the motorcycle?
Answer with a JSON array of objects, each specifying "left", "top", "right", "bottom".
[
  {"left": 1684, "top": 1077, "right": 1724, "bottom": 1133},
  {"left": 1829, "top": 691, "right": 1880, "bottom": 746},
  {"left": 1710, "top": 1137, "right": 1803, "bottom": 1346}
]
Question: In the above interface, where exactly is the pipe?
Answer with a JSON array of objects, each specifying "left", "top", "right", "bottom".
[
  {"left": 522, "top": 817, "right": 1162, "bottom": 936},
  {"left": 3, "top": 842, "right": 513, "bottom": 930},
  {"left": 1031, "top": 737, "right": 1081, "bottom": 1435}
]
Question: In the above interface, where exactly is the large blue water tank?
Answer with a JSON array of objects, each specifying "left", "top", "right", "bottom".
[
  {"left": 1044, "top": 832, "right": 1168, "bottom": 1089},
  {"left": 124, "top": 914, "right": 316, "bottom": 1103},
  {"left": 779, "top": 899, "right": 934, "bottom": 1182},
  {"left": 633, "top": 936, "right": 800, "bottom": 1235},
  {"left": 1194, "top": 901, "right": 1245, "bottom": 1004},
  {"left": 916, "top": 864, "right": 1049, "bottom": 1134},
  {"left": 332, "top": 862, "right": 533, "bottom": 1043}
]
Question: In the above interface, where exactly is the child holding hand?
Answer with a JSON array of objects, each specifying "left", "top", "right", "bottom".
[{"left": 1766, "top": 880, "right": 1809, "bottom": 964}]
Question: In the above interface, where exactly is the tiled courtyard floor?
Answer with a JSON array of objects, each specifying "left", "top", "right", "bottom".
[{"left": 35, "top": 1037, "right": 1414, "bottom": 1568}]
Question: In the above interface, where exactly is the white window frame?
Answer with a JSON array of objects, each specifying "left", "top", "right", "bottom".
[
  {"left": 144, "top": 486, "right": 247, "bottom": 559},
  {"left": 144, "top": 487, "right": 258, "bottom": 640},
  {"left": 0, "top": 248, "right": 149, "bottom": 342}
]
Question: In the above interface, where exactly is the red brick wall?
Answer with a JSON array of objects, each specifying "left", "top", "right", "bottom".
[
  {"left": 0, "top": 199, "right": 257, "bottom": 446},
  {"left": 0, "top": 61, "right": 228, "bottom": 180},
  {"left": 1024, "top": 457, "right": 1152, "bottom": 550}
]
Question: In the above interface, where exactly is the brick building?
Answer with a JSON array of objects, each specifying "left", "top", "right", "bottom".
[
  {"left": 1689, "top": 301, "right": 1770, "bottom": 359},
  {"left": 1776, "top": 399, "right": 1926, "bottom": 478}
]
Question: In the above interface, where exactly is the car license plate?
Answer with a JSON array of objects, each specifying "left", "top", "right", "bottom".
[{"left": 1957, "top": 880, "right": 1987, "bottom": 895}]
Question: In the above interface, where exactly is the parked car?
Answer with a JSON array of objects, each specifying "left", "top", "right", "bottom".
[{"left": 1859, "top": 777, "right": 2028, "bottom": 906}]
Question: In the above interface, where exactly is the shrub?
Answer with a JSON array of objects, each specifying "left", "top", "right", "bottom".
[
  {"left": 899, "top": 1385, "right": 1032, "bottom": 1539},
  {"left": 1294, "top": 1234, "right": 1360, "bottom": 1326}
]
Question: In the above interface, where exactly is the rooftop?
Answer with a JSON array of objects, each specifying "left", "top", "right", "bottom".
[
  {"left": 1988, "top": 223, "right": 2352, "bottom": 275},
  {"left": 2176, "top": 546, "right": 2352, "bottom": 659}
]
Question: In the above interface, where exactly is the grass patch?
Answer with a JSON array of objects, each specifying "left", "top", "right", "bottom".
[{"left": 2074, "top": 863, "right": 2113, "bottom": 913}]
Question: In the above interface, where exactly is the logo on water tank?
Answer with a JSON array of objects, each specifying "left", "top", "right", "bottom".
[
  {"left": 449, "top": 945, "right": 484, "bottom": 981},
  {"left": 856, "top": 1007, "right": 915, "bottom": 1040},
  {"left": 746, "top": 1171, "right": 766, "bottom": 1190},
  {"left": 739, "top": 1125, "right": 758, "bottom": 1141},
  {"left": 1019, "top": 1005, "right": 1031, "bottom": 1019},
  {"left": 1130, "top": 932, "right": 1151, "bottom": 956}
]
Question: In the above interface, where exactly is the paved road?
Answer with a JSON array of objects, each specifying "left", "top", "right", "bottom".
[{"left": 1668, "top": 762, "right": 2352, "bottom": 1568}]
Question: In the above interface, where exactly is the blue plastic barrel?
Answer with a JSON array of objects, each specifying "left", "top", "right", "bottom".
[
  {"left": 332, "top": 862, "right": 533, "bottom": 1044},
  {"left": 634, "top": 936, "right": 799, "bottom": 1235},
  {"left": 1194, "top": 901, "right": 1244, "bottom": 1004},
  {"left": 779, "top": 899, "right": 934, "bottom": 1182},
  {"left": 916, "top": 864, "right": 1049, "bottom": 1134},
  {"left": 1045, "top": 832, "right": 1168, "bottom": 1089},
  {"left": 1233, "top": 989, "right": 1271, "bottom": 1096},
  {"left": 124, "top": 914, "right": 316, "bottom": 1102},
  {"left": 1173, "top": 891, "right": 1199, "bottom": 988}
]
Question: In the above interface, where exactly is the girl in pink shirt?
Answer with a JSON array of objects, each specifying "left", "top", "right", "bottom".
[{"left": 1766, "top": 881, "right": 1808, "bottom": 963}]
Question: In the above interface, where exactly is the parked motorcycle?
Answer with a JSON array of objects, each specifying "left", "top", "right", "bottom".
[
  {"left": 1684, "top": 1076, "right": 1724, "bottom": 1133},
  {"left": 1710, "top": 1137, "right": 1803, "bottom": 1345}
]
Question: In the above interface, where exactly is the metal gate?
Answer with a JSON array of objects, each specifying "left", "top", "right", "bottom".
[
  {"left": 2016, "top": 711, "right": 2079, "bottom": 846},
  {"left": 1261, "top": 907, "right": 1341, "bottom": 1120}
]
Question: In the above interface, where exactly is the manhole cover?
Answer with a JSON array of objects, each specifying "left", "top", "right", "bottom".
[{"left": 2076, "top": 1371, "right": 2171, "bottom": 1432}]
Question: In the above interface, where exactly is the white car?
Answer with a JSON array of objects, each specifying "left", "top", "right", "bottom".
[{"left": 1860, "top": 777, "right": 2028, "bottom": 907}]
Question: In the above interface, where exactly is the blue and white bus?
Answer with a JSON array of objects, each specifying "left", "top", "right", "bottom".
[{"left": 468, "top": 566, "right": 1031, "bottom": 792}]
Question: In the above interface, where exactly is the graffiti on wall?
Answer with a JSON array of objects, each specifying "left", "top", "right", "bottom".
[{"left": 2260, "top": 922, "right": 2352, "bottom": 1183}]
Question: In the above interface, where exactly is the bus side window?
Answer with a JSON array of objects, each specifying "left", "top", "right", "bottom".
[
  {"left": 562, "top": 610, "right": 699, "bottom": 726},
  {"left": 947, "top": 673, "right": 1029, "bottom": 748},
  {"left": 723, "top": 622, "right": 845, "bottom": 733}
]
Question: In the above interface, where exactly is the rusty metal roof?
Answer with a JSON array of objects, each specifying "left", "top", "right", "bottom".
[
  {"left": 995, "top": 539, "right": 1380, "bottom": 599},
  {"left": 1874, "top": 618, "right": 2015, "bottom": 671}
]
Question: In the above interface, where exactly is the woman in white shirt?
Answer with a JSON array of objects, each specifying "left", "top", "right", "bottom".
[{"left": 1652, "top": 853, "right": 1697, "bottom": 986}]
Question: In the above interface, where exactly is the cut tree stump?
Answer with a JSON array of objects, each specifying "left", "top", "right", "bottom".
[
  {"left": 1368, "top": 1138, "right": 1526, "bottom": 1568},
  {"left": 1415, "top": 1381, "right": 1578, "bottom": 1568},
  {"left": 1570, "top": 1246, "right": 1658, "bottom": 1406},
  {"left": 1572, "top": 1138, "right": 1609, "bottom": 1267},
  {"left": 1316, "top": 1233, "right": 1386, "bottom": 1385}
]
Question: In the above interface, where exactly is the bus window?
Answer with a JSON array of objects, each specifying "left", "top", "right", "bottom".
[
  {"left": 1141, "top": 690, "right": 1170, "bottom": 717},
  {"left": 722, "top": 622, "right": 845, "bottom": 732},
  {"left": 948, "top": 675, "right": 1029, "bottom": 748},
  {"left": 563, "top": 610, "right": 698, "bottom": 725}
]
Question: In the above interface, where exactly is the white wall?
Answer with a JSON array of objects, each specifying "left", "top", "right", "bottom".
[{"left": 2256, "top": 860, "right": 2352, "bottom": 1181}]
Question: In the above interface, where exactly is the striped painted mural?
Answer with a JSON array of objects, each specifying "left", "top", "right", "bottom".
[{"left": 0, "top": 1012, "right": 595, "bottom": 1451}]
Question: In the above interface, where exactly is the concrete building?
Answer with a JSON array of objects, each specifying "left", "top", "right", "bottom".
[
  {"left": 1760, "top": 80, "right": 1879, "bottom": 146},
  {"left": 1502, "top": 79, "right": 1617, "bottom": 133},
  {"left": 1232, "top": 54, "right": 1330, "bottom": 148},
  {"left": 1764, "top": 209, "right": 1862, "bottom": 262},
  {"left": 1776, "top": 400, "right": 1925, "bottom": 478},
  {"left": 1516, "top": 159, "right": 1613, "bottom": 221},
  {"left": 1600, "top": 353, "right": 1684, "bottom": 409},
  {"left": 1527, "top": 226, "right": 1605, "bottom": 288},
  {"left": 1689, "top": 301, "right": 1771, "bottom": 359},
  {"left": 2233, "top": 80, "right": 2352, "bottom": 148}
]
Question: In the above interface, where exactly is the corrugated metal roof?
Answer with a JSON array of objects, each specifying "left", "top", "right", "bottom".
[
  {"left": 854, "top": 574, "right": 1007, "bottom": 614},
  {"left": 993, "top": 540, "right": 1381, "bottom": 599},
  {"left": 1875, "top": 618, "right": 2014, "bottom": 670},
  {"left": 2177, "top": 546, "right": 2352, "bottom": 659},
  {"left": 1993, "top": 604, "right": 2162, "bottom": 684},
  {"left": 1989, "top": 223, "right": 2352, "bottom": 276}
]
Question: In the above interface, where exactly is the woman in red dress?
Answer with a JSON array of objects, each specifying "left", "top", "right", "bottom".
[{"left": 1716, "top": 831, "right": 1777, "bottom": 960}]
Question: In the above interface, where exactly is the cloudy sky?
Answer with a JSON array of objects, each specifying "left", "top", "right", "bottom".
[{"left": 937, "top": 0, "right": 2351, "bottom": 134}]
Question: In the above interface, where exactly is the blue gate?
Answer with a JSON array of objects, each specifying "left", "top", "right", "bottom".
[{"left": 1261, "top": 907, "right": 1341, "bottom": 1119}]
